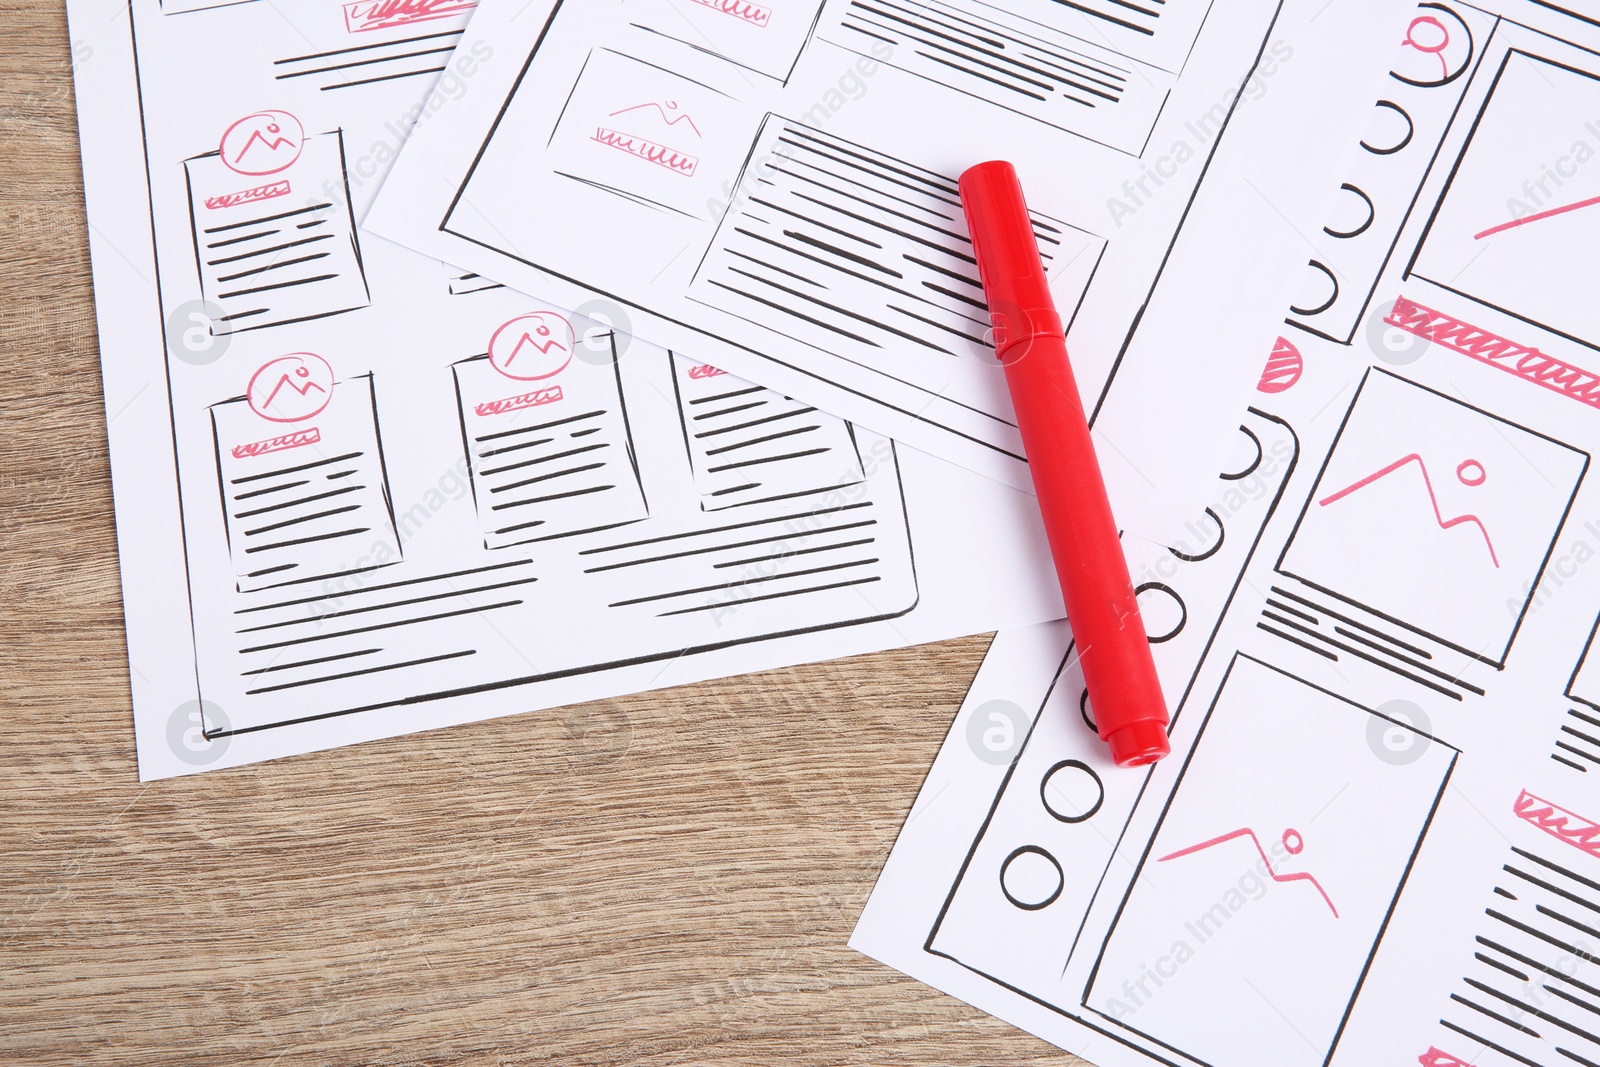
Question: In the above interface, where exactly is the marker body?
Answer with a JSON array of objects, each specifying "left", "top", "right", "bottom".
[{"left": 959, "top": 160, "right": 1169, "bottom": 767}]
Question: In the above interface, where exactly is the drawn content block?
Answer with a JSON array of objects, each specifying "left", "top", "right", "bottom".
[
  {"left": 690, "top": 117, "right": 1102, "bottom": 367},
  {"left": 546, "top": 48, "right": 761, "bottom": 219},
  {"left": 211, "top": 375, "right": 400, "bottom": 592},
  {"left": 1411, "top": 51, "right": 1600, "bottom": 350},
  {"left": 670, "top": 354, "right": 864, "bottom": 510},
  {"left": 819, "top": 0, "right": 1173, "bottom": 154},
  {"left": 1285, "top": 0, "right": 1490, "bottom": 343},
  {"left": 184, "top": 129, "right": 370, "bottom": 334},
  {"left": 924, "top": 410, "right": 1302, "bottom": 1007},
  {"left": 1278, "top": 369, "right": 1587, "bottom": 663},
  {"left": 995, "top": 0, "right": 1212, "bottom": 74},
  {"left": 273, "top": 28, "right": 472, "bottom": 91},
  {"left": 621, "top": 0, "right": 825, "bottom": 81},
  {"left": 1087, "top": 656, "right": 1456, "bottom": 1067},
  {"left": 454, "top": 326, "right": 648, "bottom": 549}
]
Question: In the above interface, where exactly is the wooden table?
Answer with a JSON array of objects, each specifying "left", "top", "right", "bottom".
[{"left": 0, "top": 6, "right": 1079, "bottom": 1063}]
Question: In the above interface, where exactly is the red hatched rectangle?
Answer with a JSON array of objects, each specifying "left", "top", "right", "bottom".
[
  {"left": 592, "top": 128, "right": 699, "bottom": 177},
  {"left": 231, "top": 427, "right": 321, "bottom": 459},
  {"left": 687, "top": 0, "right": 771, "bottom": 26},
  {"left": 475, "top": 385, "right": 563, "bottom": 417},
  {"left": 1387, "top": 296, "right": 1600, "bottom": 411},
  {"left": 205, "top": 180, "right": 291, "bottom": 211},
  {"left": 1513, "top": 789, "right": 1600, "bottom": 858},
  {"left": 342, "top": 0, "right": 477, "bottom": 33}
]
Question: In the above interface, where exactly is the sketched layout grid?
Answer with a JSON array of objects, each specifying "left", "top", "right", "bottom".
[
  {"left": 1273, "top": 366, "right": 1588, "bottom": 669},
  {"left": 1405, "top": 41, "right": 1600, "bottom": 354},
  {"left": 435, "top": 0, "right": 1303, "bottom": 463},
  {"left": 918, "top": 407, "right": 1302, "bottom": 1066},
  {"left": 123, "top": 0, "right": 924, "bottom": 743}
]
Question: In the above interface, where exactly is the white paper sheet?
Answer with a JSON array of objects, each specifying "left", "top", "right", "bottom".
[
  {"left": 855, "top": 3, "right": 1600, "bottom": 1063},
  {"left": 362, "top": 0, "right": 1402, "bottom": 540},
  {"left": 66, "top": 0, "right": 1090, "bottom": 780}
]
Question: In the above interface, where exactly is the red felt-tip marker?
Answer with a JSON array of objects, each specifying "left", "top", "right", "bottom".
[{"left": 959, "top": 160, "right": 1170, "bottom": 768}]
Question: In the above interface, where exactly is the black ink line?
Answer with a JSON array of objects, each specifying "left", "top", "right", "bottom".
[
  {"left": 246, "top": 650, "right": 477, "bottom": 694},
  {"left": 243, "top": 527, "right": 369, "bottom": 554},
  {"left": 656, "top": 576, "right": 882, "bottom": 616},
  {"left": 238, "top": 601, "right": 521, "bottom": 654},
  {"left": 230, "top": 451, "right": 362, "bottom": 484}
]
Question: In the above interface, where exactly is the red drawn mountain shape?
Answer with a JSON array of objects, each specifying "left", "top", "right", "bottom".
[
  {"left": 1318, "top": 453, "right": 1500, "bottom": 568},
  {"left": 607, "top": 102, "right": 703, "bottom": 138},
  {"left": 232, "top": 128, "right": 298, "bottom": 165},
  {"left": 1158, "top": 827, "right": 1339, "bottom": 917},
  {"left": 262, "top": 373, "right": 327, "bottom": 409},
  {"left": 505, "top": 333, "right": 567, "bottom": 365}
]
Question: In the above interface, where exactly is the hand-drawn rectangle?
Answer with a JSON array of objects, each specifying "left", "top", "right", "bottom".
[
  {"left": 453, "top": 332, "right": 649, "bottom": 549},
  {"left": 670, "top": 354, "right": 865, "bottom": 510},
  {"left": 184, "top": 131, "right": 370, "bottom": 334},
  {"left": 689, "top": 116, "right": 1103, "bottom": 378},
  {"left": 818, "top": 0, "right": 1172, "bottom": 154},
  {"left": 546, "top": 48, "right": 763, "bottom": 220},
  {"left": 210, "top": 375, "right": 401, "bottom": 592},
  {"left": 1410, "top": 49, "right": 1600, "bottom": 352},
  {"left": 1085, "top": 654, "right": 1457, "bottom": 1067},
  {"left": 1277, "top": 368, "right": 1587, "bottom": 665}
]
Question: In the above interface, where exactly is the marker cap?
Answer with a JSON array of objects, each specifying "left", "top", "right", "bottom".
[
  {"left": 1105, "top": 719, "right": 1171, "bottom": 768},
  {"left": 958, "top": 160, "right": 1063, "bottom": 360}
]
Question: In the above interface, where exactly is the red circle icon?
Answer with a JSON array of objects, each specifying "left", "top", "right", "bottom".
[
  {"left": 219, "top": 111, "right": 305, "bottom": 176},
  {"left": 247, "top": 353, "right": 334, "bottom": 423},
  {"left": 488, "top": 312, "right": 575, "bottom": 381}
]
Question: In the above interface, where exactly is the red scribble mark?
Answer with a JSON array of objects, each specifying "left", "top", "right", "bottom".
[
  {"left": 219, "top": 112, "right": 304, "bottom": 177},
  {"left": 608, "top": 101, "right": 702, "bottom": 138},
  {"left": 687, "top": 363, "right": 727, "bottom": 380},
  {"left": 205, "top": 180, "right": 291, "bottom": 211},
  {"left": 1419, "top": 1047, "right": 1475, "bottom": 1067},
  {"left": 246, "top": 353, "right": 334, "bottom": 423},
  {"left": 475, "top": 385, "right": 564, "bottom": 418},
  {"left": 592, "top": 128, "right": 699, "bottom": 176},
  {"left": 342, "top": 0, "right": 475, "bottom": 32},
  {"left": 1514, "top": 789, "right": 1600, "bottom": 858},
  {"left": 688, "top": 0, "right": 771, "bottom": 25},
  {"left": 1387, "top": 296, "right": 1600, "bottom": 412},
  {"left": 231, "top": 427, "right": 321, "bottom": 459},
  {"left": 1474, "top": 193, "right": 1600, "bottom": 240},
  {"left": 1318, "top": 453, "right": 1499, "bottom": 568},
  {"left": 1158, "top": 826, "right": 1339, "bottom": 917},
  {"left": 1402, "top": 15, "right": 1451, "bottom": 79},
  {"left": 1258, "top": 336, "right": 1302, "bottom": 393}
]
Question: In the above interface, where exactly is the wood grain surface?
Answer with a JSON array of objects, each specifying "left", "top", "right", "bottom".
[{"left": 0, "top": 5, "right": 1084, "bottom": 1064}]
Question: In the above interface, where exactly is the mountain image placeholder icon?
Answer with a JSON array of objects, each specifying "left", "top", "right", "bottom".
[
  {"left": 246, "top": 353, "right": 335, "bottom": 423},
  {"left": 488, "top": 312, "right": 576, "bottom": 381},
  {"left": 219, "top": 111, "right": 305, "bottom": 176}
]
